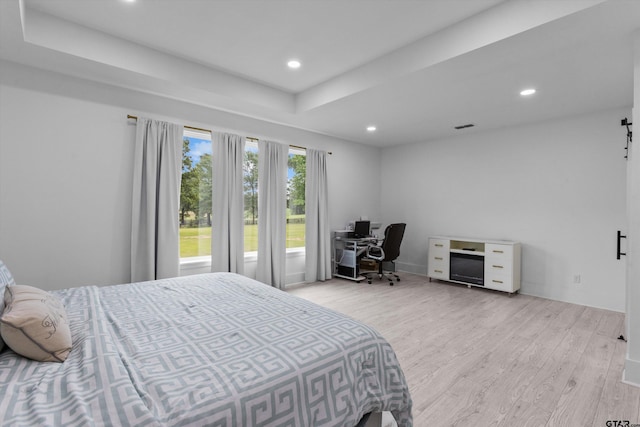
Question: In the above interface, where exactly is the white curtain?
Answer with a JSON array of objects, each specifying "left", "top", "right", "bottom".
[
  {"left": 305, "top": 149, "right": 332, "bottom": 282},
  {"left": 256, "top": 140, "right": 288, "bottom": 288},
  {"left": 211, "top": 132, "right": 246, "bottom": 274},
  {"left": 131, "top": 117, "right": 183, "bottom": 282}
]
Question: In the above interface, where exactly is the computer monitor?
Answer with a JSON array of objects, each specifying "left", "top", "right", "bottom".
[{"left": 353, "top": 220, "right": 371, "bottom": 238}]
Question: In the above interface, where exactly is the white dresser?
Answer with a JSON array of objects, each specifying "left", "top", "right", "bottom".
[{"left": 427, "top": 236, "right": 521, "bottom": 294}]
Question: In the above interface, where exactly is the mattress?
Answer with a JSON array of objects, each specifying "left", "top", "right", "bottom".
[{"left": 0, "top": 272, "right": 412, "bottom": 426}]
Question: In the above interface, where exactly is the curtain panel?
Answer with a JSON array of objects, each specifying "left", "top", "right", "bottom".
[
  {"left": 211, "top": 132, "right": 246, "bottom": 274},
  {"left": 256, "top": 140, "right": 288, "bottom": 288},
  {"left": 305, "top": 149, "right": 332, "bottom": 282},
  {"left": 131, "top": 117, "right": 183, "bottom": 282}
]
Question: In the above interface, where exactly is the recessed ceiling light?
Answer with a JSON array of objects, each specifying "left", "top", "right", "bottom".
[
  {"left": 366, "top": 126, "right": 377, "bottom": 132},
  {"left": 287, "top": 60, "right": 301, "bottom": 69},
  {"left": 520, "top": 88, "right": 536, "bottom": 96}
]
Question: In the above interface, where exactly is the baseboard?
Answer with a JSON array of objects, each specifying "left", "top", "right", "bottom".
[
  {"left": 395, "top": 262, "right": 427, "bottom": 276},
  {"left": 286, "top": 271, "right": 306, "bottom": 285},
  {"left": 623, "top": 358, "right": 640, "bottom": 388}
]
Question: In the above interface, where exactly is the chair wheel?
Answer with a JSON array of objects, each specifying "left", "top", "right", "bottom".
[
  {"left": 368, "top": 280, "right": 372, "bottom": 284},
  {"left": 390, "top": 283, "right": 394, "bottom": 286}
]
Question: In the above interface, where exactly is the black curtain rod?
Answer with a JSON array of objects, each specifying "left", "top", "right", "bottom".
[{"left": 127, "top": 115, "right": 331, "bottom": 154}]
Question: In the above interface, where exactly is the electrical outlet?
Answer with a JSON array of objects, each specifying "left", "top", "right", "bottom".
[{"left": 573, "top": 275, "right": 581, "bottom": 284}]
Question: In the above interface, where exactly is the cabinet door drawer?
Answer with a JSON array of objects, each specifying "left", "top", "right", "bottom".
[
  {"left": 429, "top": 256, "right": 449, "bottom": 280},
  {"left": 431, "top": 253, "right": 448, "bottom": 263},
  {"left": 429, "top": 239, "right": 449, "bottom": 253},
  {"left": 485, "top": 262, "right": 513, "bottom": 277},
  {"left": 485, "top": 244, "right": 513, "bottom": 261},
  {"left": 485, "top": 265, "right": 514, "bottom": 291},
  {"left": 485, "top": 243, "right": 512, "bottom": 255},
  {"left": 428, "top": 266, "right": 449, "bottom": 280},
  {"left": 485, "top": 276, "right": 513, "bottom": 292}
]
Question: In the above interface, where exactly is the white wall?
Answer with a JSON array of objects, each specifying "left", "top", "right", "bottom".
[
  {"left": 381, "top": 108, "right": 628, "bottom": 312},
  {"left": 0, "top": 61, "right": 381, "bottom": 290}
]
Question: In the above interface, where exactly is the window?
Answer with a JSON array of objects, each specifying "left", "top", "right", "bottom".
[
  {"left": 287, "top": 148, "right": 306, "bottom": 250},
  {"left": 180, "top": 129, "right": 212, "bottom": 258},
  {"left": 179, "top": 133, "right": 305, "bottom": 259},
  {"left": 243, "top": 141, "right": 259, "bottom": 252},
  {"left": 242, "top": 143, "right": 306, "bottom": 252}
]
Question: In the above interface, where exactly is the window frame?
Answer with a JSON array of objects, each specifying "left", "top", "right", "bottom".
[
  {"left": 178, "top": 134, "right": 307, "bottom": 268},
  {"left": 179, "top": 128, "right": 213, "bottom": 261}
]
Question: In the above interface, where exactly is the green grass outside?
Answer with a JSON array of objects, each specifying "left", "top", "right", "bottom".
[{"left": 180, "top": 223, "right": 305, "bottom": 258}]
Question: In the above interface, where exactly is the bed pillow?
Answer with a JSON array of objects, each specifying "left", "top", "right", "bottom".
[
  {"left": 0, "top": 259, "right": 16, "bottom": 352},
  {"left": 0, "top": 259, "right": 15, "bottom": 286},
  {"left": 0, "top": 285, "right": 72, "bottom": 362}
]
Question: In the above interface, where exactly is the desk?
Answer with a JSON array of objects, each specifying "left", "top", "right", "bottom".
[{"left": 333, "top": 234, "right": 377, "bottom": 281}]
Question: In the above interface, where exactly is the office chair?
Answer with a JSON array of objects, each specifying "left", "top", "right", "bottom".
[{"left": 363, "top": 223, "right": 406, "bottom": 285}]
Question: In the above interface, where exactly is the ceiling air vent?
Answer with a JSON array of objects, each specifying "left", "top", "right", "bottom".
[{"left": 454, "top": 124, "right": 475, "bottom": 130}]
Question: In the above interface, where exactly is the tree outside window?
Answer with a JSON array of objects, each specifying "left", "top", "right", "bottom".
[
  {"left": 287, "top": 151, "right": 306, "bottom": 249},
  {"left": 179, "top": 130, "right": 212, "bottom": 258},
  {"left": 179, "top": 134, "right": 306, "bottom": 259},
  {"left": 243, "top": 143, "right": 259, "bottom": 252}
]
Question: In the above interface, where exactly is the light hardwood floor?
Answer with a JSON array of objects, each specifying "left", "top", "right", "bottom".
[{"left": 286, "top": 273, "right": 640, "bottom": 427}]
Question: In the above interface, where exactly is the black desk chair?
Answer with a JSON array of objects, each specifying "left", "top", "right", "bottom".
[{"left": 363, "top": 223, "right": 406, "bottom": 285}]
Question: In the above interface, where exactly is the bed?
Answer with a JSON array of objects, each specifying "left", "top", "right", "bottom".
[{"left": 0, "top": 272, "right": 412, "bottom": 426}]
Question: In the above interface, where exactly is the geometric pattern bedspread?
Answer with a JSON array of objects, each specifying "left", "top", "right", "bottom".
[{"left": 0, "top": 273, "right": 412, "bottom": 426}]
